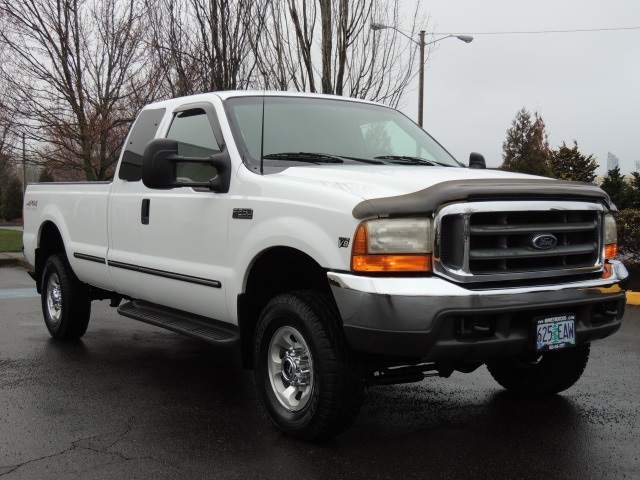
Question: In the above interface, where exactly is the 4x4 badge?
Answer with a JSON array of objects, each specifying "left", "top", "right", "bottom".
[{"left": 339, "top": 237, "right": 350, "bottom": 248}]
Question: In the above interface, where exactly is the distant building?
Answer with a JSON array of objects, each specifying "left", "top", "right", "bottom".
[
  {"left": 607, "top": 152, "right": 620, "bottom": 172},
  {"left": 596, "top": 175, "right": 635, "bottom": 186},
  {"left": 635, "top": 161, "right": 640, "bottom": 172}
]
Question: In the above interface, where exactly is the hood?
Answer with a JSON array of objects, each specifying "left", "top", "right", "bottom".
[
  {"left": 271, "top": 165, "right": 544, "bottom": 201},
  {"left": 270, "top": 165, "right": 608, "bottom": 218}
]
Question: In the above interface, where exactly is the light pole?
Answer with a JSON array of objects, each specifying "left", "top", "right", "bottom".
[
  {"left": 22, "top": 132, "right": 27, "bottom": 195},
  {"left": 370, "top": 24, "right": 473, "bottom": 127}
]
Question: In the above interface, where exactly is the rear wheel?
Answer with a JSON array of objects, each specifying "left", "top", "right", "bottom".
[
  {"left": 486, "top": 343, "right": 590, "bottom": 396},
  {"left": 41, "top": 254, "right": 91, "bottom": 340},
  {"left": 254, "top": 291, "right": 364, "bottom": 440}
]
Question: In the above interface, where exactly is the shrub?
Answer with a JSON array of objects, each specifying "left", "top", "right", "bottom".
[
  {"left": 614, "top": 209, "right": 640, "bottom": 269},
  {"left": 1, "top": 176, "right": 23, "bottom": 222}
]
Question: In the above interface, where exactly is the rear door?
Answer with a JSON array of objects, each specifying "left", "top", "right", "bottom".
[{"left": 107, "top": 108, "right": 166, "bottom": 297}]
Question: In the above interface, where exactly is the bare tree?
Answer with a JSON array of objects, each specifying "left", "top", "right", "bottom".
[
  {"left": 0, "top": 50, "right": 17, "bottom": 191},
  {"left": 146, "top": 0, "right": 267, "bottom": 97},
  {"left": 0, "top": 0, "right": 155, "bottom": 181},
  {"left": 146, "top": 0, "right": 423, "bottom": 107},
  {"left": 0, "top": 0, "right": 430, "bottom": 183},
  {"left": 254, "top": 0, "right": 425, "bottom": 107},
  {"left": 0, "top": 101, "right": 16, "bottom": 190}
]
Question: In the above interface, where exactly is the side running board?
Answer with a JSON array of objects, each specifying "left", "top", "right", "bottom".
[{"left": 118, "top": 300, "right": 239, "bottom": 345}]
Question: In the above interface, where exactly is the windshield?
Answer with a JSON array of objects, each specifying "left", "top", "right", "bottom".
[{"left": 224, "top": 96, "right": 461, "bottom": 172}]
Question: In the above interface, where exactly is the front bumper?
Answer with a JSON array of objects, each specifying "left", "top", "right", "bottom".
[{"left": 328, "top": 261, "right": 628, "bottom": 363}]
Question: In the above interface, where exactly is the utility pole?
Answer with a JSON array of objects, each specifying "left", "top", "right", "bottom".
[
  {"left": 22, "top": 132, "right": 26, "bottom": 194},
  {"left": 418, "top": 31, "right": 425, "bottom": 128},
  {"left": 370, "top": 24, "right": 472, "bottom": 128}
]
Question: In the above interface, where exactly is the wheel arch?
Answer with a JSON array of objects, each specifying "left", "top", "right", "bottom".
[
  {"left": 237, "top": 246, "right": 335, "bottom": 369},
  {"left": 34, "top": 221, "right": 66, "bottom": 293}
]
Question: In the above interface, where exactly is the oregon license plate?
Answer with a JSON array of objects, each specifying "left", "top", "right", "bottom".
[{"left": 535, "top": 314, "right": 576, "bottom": 352}]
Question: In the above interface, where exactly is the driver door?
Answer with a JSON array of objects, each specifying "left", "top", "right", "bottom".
[{"left": 138, "top": 102, "right": 230, "bottom": 321}]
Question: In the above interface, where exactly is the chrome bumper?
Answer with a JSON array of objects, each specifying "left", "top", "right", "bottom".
[{"left": 328, "top": 261, "right": 628, "bottom": 361}]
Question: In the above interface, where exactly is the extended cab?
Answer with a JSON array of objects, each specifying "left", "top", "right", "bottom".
[{"left": 23, "top": 91, "right": 628, "bottom": 440}]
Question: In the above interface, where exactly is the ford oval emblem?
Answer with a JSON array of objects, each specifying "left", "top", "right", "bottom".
[{"left": 532, "top": 234, "right": 557, "bottom": 250}]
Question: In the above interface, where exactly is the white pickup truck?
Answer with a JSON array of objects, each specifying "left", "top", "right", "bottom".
[{"left": 23, "top": 91, "right": 628, "bottom": 440}]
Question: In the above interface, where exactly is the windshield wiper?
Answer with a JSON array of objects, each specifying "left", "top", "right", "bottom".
[
  {"left": 263, "top": 152, "right": 344, "bottom": 163},
  {"left": 338, "top": 155, "right": 384, "bottom": 165},
  {"left": 373, "top": 155, "right": 453, "bottom": 167}
]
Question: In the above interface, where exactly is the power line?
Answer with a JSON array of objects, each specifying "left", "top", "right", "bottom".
[{"left": 433, "top": 26, "right": 640, "bottom": 35}]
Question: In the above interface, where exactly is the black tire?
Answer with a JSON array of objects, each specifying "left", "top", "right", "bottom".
[
  {"left": 486, "top": 343, "right": 590, "bottom": 396},
  {"left": 41, "top": 254, "right": 91, "bottom": 340},
  {"left": 253, "top": 291, "right": 364, "bottom": 440}
]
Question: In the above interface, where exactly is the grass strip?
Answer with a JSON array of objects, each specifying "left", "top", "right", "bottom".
[{"left": 0, "top": 229, "right": 23, "bottom": 252}]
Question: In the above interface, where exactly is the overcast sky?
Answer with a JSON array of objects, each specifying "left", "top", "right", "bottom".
[{"left": 395, "top": 0, "right": 640, "bottom": 176}]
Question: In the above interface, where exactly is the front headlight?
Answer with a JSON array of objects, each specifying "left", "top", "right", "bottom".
[
  {"left": 351, "top": 218, "right": 433, "bottom": 272},
  {"left": 604, "top": 214, "right": 618, "bottom": 259}
]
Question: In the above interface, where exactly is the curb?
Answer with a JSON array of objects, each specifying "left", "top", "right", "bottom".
[
  {"left": 0, "top": 257, "right": 32, "bottom": 269},
  {"left": 627, "top": 291, "right": 640, "bottom": 306}
]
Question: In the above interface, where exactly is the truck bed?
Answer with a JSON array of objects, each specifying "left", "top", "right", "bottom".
[{"left": 23, "top": 182, "right": 114, "bottom": 292}]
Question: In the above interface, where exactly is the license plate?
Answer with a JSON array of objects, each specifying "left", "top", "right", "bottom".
[{"left": 535, "top": 314, "right": 576, "bottom": 352}]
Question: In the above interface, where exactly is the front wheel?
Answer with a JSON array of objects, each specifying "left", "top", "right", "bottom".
[
  {"left": 486, "top": 343, "right": 590, "bottom": 396},
  {"left": 41, "top": 254, "right": 91, "bottom": 340},
  {"left": 254, "top": 291, "right": 364, "bottom": 440}
]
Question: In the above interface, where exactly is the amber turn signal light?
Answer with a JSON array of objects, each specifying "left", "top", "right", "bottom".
[
  {"left": 352, "top": 225, "right": 368, "bottom": 255},
  {"left": 604, "top": 243, "right": 618, "bottom": 260},
  {"left": 601, "top": 263, "right": 613, "bottom": 279},
  {"left": 351, "top": 254, "right": 432, "bottom": 272}
]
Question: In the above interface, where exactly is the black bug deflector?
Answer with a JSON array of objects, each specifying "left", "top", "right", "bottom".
[{"left": 352, "top": 178, "right": 611, "bottom": 219}]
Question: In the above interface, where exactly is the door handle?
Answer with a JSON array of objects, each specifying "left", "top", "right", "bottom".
[{"left": 141, "top": 199, "right": 150, "bottom": 225}]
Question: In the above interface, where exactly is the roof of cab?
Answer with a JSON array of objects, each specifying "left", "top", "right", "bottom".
[{"left": 143, "top": 90, "right": 379, "bottom": 111}]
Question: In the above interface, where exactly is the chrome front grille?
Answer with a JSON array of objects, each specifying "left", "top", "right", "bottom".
[{"left": 434, "top": 201, "right": 605, "bottom": 283}]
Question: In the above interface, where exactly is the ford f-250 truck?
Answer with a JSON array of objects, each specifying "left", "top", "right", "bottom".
[{"left": 23, "top": 91, "right": 628, "bottom": 440}]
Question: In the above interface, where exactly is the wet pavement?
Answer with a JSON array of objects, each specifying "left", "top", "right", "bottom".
[{"left": 1, "top": 267, "right": 639, "bottom": 479}]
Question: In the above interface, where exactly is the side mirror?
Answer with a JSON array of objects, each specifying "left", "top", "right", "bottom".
[
  {"left": 469, "top": 152, "right": 486, "bottom": 169},
  {"left": 142, "top": 138, "right": 231, "bottom": 193}
]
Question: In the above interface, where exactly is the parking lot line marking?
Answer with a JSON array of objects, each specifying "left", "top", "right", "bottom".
[{"left": 0, "top": 288, "right": 39, "bottom": 299}]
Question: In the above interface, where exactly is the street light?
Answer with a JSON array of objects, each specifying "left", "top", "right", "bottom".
[{"left": 371, "top": 23, "right": 473, "bottom": 128}]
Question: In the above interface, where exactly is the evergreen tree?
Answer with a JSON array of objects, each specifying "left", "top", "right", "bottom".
[
  {"left": 629, "top": 171, "right": 640, "bottom": 209},
  {"left": 501, "top": 107, "right": 552, "bottom": 177},
  {"left": 549, "top": 141, "right": 598, "bottom": 183},
  {"left": 38, "top": 169, "right": 55, "bottom": 182},
  {"left": 600, "top": 166, "right": 631, "bottom": 210},
  {"left": 2, "top": 176, "right": 23, "bottom": 221}
]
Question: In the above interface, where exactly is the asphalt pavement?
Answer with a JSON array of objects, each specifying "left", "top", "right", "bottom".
[{"left": 1, "top": 266, "right": 639, "bottom": 480}]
